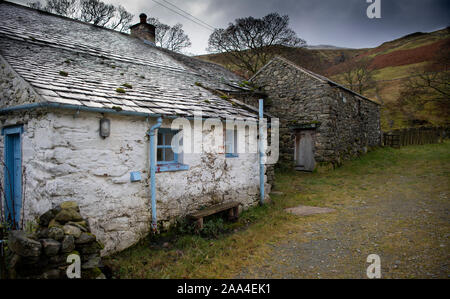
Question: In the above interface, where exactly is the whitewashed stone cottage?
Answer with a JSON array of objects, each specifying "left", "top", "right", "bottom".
[{"left": 0, "top": 2, "right": 270, "bottom": 254}]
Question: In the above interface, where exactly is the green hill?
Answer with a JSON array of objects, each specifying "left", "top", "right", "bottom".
[{"left": 197, "top": 27, "right": 450, "bottom": 130}]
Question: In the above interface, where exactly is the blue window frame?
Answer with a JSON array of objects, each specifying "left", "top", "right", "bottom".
[
  {"left": 157, "top": 129, "right": 178, "bottom": 165},
  {"left": 156, "top": 128, "right": 189, "bottom": 172},
  {"left": 2, "top": 125, "right": 23, "bottom": 229},
  {"left": 225, "top": 128, "right": 239, "bottom": 158}
]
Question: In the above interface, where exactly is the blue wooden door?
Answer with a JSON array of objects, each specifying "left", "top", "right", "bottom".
[{"left": 3, "top": 126, "right": 23, "bottom": 229}]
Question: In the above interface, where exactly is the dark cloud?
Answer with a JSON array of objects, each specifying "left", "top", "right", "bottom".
[{"left": 11, "top": 0, "right": 450, "bottom": 54}]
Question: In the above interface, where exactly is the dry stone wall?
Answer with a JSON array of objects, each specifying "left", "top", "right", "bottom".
[{"left": 7, "top": 201, "right": 105, "bottom": 279}]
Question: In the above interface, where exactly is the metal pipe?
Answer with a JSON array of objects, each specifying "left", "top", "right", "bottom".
[
  {"left": 0, "top": 102, "right": 265, "bottom": 126},
  {"left": 0, "top": 102, "right": 270, "bottom": 127},
  {"left": 148, "top": 117, "right": 162, "bottom": 232},
  {"left": 259, "top": 99, "right": 265, "bottom": 205}
]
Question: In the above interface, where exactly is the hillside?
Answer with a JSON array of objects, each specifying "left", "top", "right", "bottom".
[{"left": 197, "top": 28, "right": 450, "bottom": 130}]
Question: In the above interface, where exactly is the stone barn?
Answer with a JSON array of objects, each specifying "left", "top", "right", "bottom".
[
  {"left": 249, "top": 56, "right": 381, "bottom": 171},
  {"left": 0, "top": 2, "right": 270, "bottom": 255}
]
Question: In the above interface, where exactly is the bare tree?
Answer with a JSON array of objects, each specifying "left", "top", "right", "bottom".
[
  {"left": 406, "top": 41, "right": 450, "bottom": 102},
  {"left": 207, "top": 13, "right": 306, "bottom": 76},
  {"left": 79, "top": 0, "right": 115, "bottom": 27},
  {"left": 396, "top": 42, "right": 450, "bottom": 126},
  {"left": 158, "top": 23, "right": 191, "bottom": 52},
  {"left": 108, "top": 5, "right": 134, "bottom": 33},
  {"left": 26, "top": 0, "right": 187, "bottom": 49},
  {"left": 340, "top": 59, "right": 375, "bottom": 95},
  {"left": 27, "top": 1, "right": 46, "bottom": 11},
  {"left": 45, "top": 0, "right": 78, "bottom": 18},
  {"left": 147, "top": 18, "right": 191, "bottom": 53}
]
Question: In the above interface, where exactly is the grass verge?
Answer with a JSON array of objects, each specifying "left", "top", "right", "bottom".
[{"left": 105, "top": 141, "right": 450, "bottom": 278}]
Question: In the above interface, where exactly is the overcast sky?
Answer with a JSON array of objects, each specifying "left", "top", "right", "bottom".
[{"left": 12, "top": 0, "right": 450, "bottom": 55}]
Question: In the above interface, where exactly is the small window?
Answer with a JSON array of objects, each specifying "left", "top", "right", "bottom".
[
  {"left": 157, "top": 129, "right": 177, "bottom": 164},
  {"left": 225, "top": 128, "right": 238, "bottom": 158},
  {"left": 156, "top": 128, "right": 189, "bottom": 172}
]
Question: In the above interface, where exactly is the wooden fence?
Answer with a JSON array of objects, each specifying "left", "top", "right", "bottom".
[{"left": 383, "top": 127, "right": 447, "bottom": 148}]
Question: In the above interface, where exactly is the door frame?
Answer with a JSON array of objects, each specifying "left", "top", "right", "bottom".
[
  {"left": 2, "top": 125, "right": 23, "bottom": 229},
  {"left": 294, "top": 129, "right": 316, "bottom": 172}
]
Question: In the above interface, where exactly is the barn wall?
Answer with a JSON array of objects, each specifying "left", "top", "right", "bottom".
[
  {"left": 0, "top": 110, "right": 265, "bottom": 255},
  {"left": 251, "top": 57, "right": 381, "bottom": 168},
  {"left": 250, "top": 58, "right": 334, "bottom": 166},
  {"left": 325, "top": 87, "right": 381, "bottom": 164}
]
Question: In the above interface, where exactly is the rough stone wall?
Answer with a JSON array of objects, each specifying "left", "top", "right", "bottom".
[
  {"left": 250, "top": 58, "right": 381, "bottom": 167},
  {"left": 0, "top": 55, "right": 41, "bottom": 108},
  {"left": 0, "top": 109, "right": 265, "bottom": 255},
  {"left": 7, "top": 201, "right": 105, "bottom": 279},
  {"left": 325, "top": 87, "right": 381, "bottom": 163},
  {"left": 250, "top": 58, "right": 333, "bottom": 165}
]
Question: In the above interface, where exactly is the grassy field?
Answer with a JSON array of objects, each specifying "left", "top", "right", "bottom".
[{"left": 106, "top": 141, "right": 450, "bottom": 279}]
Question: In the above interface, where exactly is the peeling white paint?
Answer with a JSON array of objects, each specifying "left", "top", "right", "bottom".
[{"left": 0, "top": 110, "right": 267, "bottom": 255}]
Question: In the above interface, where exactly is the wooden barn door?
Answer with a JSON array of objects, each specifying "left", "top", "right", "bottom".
[{"left": 295, "top": 130, "right": 315, "bottom": 172}]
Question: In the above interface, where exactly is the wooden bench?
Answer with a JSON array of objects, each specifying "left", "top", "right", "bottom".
[{"left": 187, "top": 201, "right": 241, "bottom": 230}]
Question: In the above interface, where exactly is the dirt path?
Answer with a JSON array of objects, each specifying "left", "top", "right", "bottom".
[
  {"left": 237, "top": 146, "right": 449, "bottom": 279},
  {"left": 110, "top": 144, "right": 449, "bottom": 279}
]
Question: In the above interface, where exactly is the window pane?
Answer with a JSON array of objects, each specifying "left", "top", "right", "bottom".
[
  {"left": 225, "top": 142, "right": 232, "bottom": 154},
  {"left": 157, "top": 148, "right": 163, "bottom": 161},
  {"left": 157, "top": 133, "right": 163, "bottom": 145},
  {"left": 165, "top": 148, "right": 174, "bottom": 162},
  {"left": 165, "top": 132, "right": 174, "bottom": 146},
  {"left": 226, "top": 129, "right": 237, "bottom": 154}
]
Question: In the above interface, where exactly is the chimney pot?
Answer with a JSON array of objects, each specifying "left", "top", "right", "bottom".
[{"left": 139, "top": 13, "right": 147, "bottom": 24}]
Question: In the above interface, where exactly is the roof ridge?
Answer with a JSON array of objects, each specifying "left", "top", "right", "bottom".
[
  {"left": 1, "top": 1, "right": 246, "bottom": 93},
  {"left": 273, "top": 56, "right": 327, "bottom": 82},
  {"left": 254, "top": 55, "right": 380, "bottom": 105},
  {"left": 2, "top": 1, "right": 132, "bottom": 37}
]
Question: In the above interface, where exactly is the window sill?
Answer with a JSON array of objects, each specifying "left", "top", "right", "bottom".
[
  {"left": 156, "top": 163, "right": 189, "bottom": 173},
  {"left": 225, "top": 153, "right": 239, "bottom": 158}
]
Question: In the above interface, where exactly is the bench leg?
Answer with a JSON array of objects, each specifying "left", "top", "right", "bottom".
[
  {"left": 228, "top": 207, "right": 240, "bottom": 222},
  {"left": 228, "top": 208, "right": 234, "bottom": 221},
  {"left": 195, "top": 218, "right": 203, "bottom": 231},
  {"left": 234, "top": 206, "right": 240, "bottom": 218}
]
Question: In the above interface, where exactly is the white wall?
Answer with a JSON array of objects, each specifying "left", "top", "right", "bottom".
[{"left": 0, "top": 110, "right": 266, "bottom": 255}]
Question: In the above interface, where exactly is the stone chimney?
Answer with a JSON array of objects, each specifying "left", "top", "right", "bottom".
[{"left": 130, "top": 13, "right": 156, "bottom": 45}]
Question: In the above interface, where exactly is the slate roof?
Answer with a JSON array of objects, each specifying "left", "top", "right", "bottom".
[
  {"left": 251, "top": 56, "right": 380, "bottom": 105},
  {"left": 0, "top": 1, "right": 256, "bottom": 120}
]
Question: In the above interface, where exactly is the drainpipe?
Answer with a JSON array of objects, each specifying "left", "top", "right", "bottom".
[
  {"left": 259, "top": 99, "right": 265, "bottom": 205},
  {"left": 148, "top": 117, "right": 162, "bottom": 233}
]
